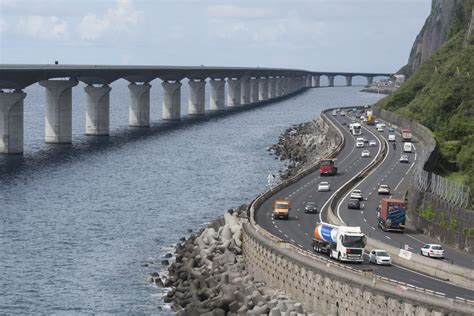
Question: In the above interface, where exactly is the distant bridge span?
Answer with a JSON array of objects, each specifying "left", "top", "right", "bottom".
[{"left": 0, "top": 64, "right": 392, "bottom": 154}]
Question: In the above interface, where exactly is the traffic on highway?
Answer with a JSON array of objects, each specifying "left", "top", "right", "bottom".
[{"left": 255, "top": 107, "right": 474, "bottom": 300}]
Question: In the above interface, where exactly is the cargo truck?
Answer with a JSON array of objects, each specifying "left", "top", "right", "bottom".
[
  {"left": 312, "top": 222, "right": 366, "bottom": 263},
  {"left": 366, "top": 110, "right": 375, "bottom": 125},
  {"left": 377, "top": 198, "right": 406, "bottom": 232},
  {"left": 401, "top": 129, "right": 412, "bottom": 141},
  {"left": 273, "top": 199, "right": 290, "bottom": 220},
  {"left": 319, "top": 159, "right": 337, "bottom": 176}
]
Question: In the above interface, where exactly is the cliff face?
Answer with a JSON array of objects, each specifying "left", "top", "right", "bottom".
[{"left": 407, "top": 0, "right": 461, "bottom": 73}]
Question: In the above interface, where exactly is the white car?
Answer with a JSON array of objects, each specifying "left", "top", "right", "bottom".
[
  {"left": 317, "top": 181, "right": 331, "bottom": 192},
  {"left": 420, "top": 244, "right": 445, "bottom": 259},
  {"left": 361, "top": 150, "right": 370, "bottom": 157},
  {"left": 400, "top": 155, "right": 409, "bottom": 163},
  {"left": 369, "top": 249, "right": 392, "bottom": 265},
  {"left": 369, "top": 140, "right": 377, "bottom": 147},
  {"left": 377, "top": 185, "right": 390, "bottom": 195},
  {"left": 340, "top": 111, "right": 346, "bottom": 116},
  {"left": 388, "top": 134, "right": 396, "bottom": 142},
  {"left": 350, "top": 189, "right": 363, "bottom": 200},
  {"left": 356, "top": 141, "right": 364, "bottom": 148},
  {"left": 377, "top": 126, "right": 384, "bottom": 132},
  {"left": 332, "top": 111, "right": 337, "bottom": 116}
]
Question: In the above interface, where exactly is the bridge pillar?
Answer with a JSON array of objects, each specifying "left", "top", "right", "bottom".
[
  {"left": 258, "top": 78, "right": 269, "bottom": 101},
  {"left": 0, "top": 90, "right": 26, "bottom": 154},
  {"left": 188, "top": 79, "right": 206, "bottom": 115},
  {"left": 161, "top": 81, "right": 182, "bottom": 120},
  {"left": 345, "top": 76, "right": 353, "bottom": 86},
  {"left": 282, "top": 77, "right": 288, "bottom": 95},
  {"left": 268, "top": 77, "right": 276, "bottom": 98},
  {"left": 305, "top": 75, "right": 312, "bottom": 88},
  {"left": 209, "top": 79, "right": 225, "bottom": 111},
  {"left": 367, "top": 76, "right": 374, "bottom": 85},
  {"left": 227, "top": 78, "right": 241, "bottom": 107},
  {"left": 328, "top": 75, "right": 335, "bottom": 87},
  {"left": 275, "top": 77, "right": 283, "bottom": 97},
  {"left": 84, "top": 84, "right": 111, "bottom": 135},
  {"left": 39, "top": 78, "right": 78, "bottom": 143},
  {"left": 312, "top": 75, "right": 320, "bottom": 87},
  {"left": 240, "top": 76, "right": 251, "bottom": 105},
  {"left": 128, "top": 82, "right": 151, "bottom": 127},
  {"left": 250, "top": 78, "right": 259, "bottom": 103}
]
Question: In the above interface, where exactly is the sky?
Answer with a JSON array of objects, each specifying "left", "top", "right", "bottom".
[{"left": 0, "top": 0, "right": 431, "bottom": 73}]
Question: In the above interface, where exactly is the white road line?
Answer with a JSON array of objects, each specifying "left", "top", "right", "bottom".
[
  {"left": 371, "top": 227, "right": 375, "bottom": 230},
  {"left": 385, "top": 236, "right": 391, "bottom": 240},
  {"left": 405, "top": 161, "right": 415, "bottom": 176},
  {"left": 405, "top": 233, "right": 426, "bottom": 244},
  {"left": 284, "top": 234, "right": 289, "bottom": 238},
  {"left": 278, "top": 229, "right": 282, "bottom": 233},
  {"left": 394, "top": 177, "right": 405, "bottom": 191},
  {"left": 363, "top": 218, "right": 367, "bottom": 222}
]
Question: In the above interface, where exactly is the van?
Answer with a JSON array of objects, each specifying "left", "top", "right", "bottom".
[
  {"left": 403, "top": 142, "right": 412, "bottom": 153},
  {"left": 273, "top": 199, "right": 290, "bottom": 219}
]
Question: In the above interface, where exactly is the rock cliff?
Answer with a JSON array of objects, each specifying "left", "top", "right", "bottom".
[{"left": 407, "top": 0, "right": 462, "bottom": 73}]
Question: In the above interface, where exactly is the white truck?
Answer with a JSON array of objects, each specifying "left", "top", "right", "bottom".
[
  {"left": 312, "top": 222, "right": 366, "bottom": 263},
  {"left": 350, "top": 122, "right": 362, "bottom": 136}
]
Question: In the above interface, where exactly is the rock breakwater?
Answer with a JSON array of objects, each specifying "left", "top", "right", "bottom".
[{"left": 154, "top": 206, "right": 313, "bottom": 315}]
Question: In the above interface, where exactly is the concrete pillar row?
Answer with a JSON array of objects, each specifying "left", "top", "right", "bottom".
[
  {"left": 84, "top": 84, "right": 111, "bottom": 135},
  {"left": 161, "top": 81, "right": 182, "bottom": 120},
  {"left": 0, "top": 91, "right": 26, "bottom": 154},
  {"left": 328, "top": 75, "right": 335, "bottom": 87},
  {"left": 227, "top": 78, "right": 241, "bottom": 107},
  {"left": 367, "top": 76, "right": 374, "bottom": 85},
  {"left": 188, "top": 79, "right": 206, "bottom": 115},
  {"left": 313, "top": 75, "right": 320, "bottom": 88},
  {"left": 345, "top": 76, "right": 353, "bottom": 86},
  {"left": 249, "top": 78, "right": 259, "bottom": 103},
  {"left": 268, "top": 77, "right": 276, "bottom": 98},
  {"left": 258, "top": 78, "right": 269, "bottom": 101},
  {"left": 39, "top": 78, "right": 78, "bottom": 143},
  {"left": 282, "top": 77, "right": 289, "bottom": 95},
  {"left": 209, "top": 79, "right": 225, "bottom": 111},
  {"left": 128, "top": 82, "right": 151, "bottom": 127}
]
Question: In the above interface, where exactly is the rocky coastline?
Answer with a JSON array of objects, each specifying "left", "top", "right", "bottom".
[
  {"left": 360, "top": 86, "right": 397, "bottom": 95},
  {"left": 269, "top": 117, "right": 337, "bottom": 179},
  {"left": 152, "top": 116, "right": 336, "bottom": 315}
]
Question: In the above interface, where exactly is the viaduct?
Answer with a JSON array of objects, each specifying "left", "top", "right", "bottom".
[{"left": 0, "top": 64, "right": 391, "bottom": 154}]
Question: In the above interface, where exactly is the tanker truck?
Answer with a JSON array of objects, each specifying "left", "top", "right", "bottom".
[{"left": 312, "top": 222, "right": 366, "bottom": 263}]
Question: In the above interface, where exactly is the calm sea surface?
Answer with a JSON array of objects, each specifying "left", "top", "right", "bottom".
[{"left": 0, "top": 80, "right": 383, "bottom": 314}]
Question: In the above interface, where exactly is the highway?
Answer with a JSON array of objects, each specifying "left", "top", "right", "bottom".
[
  {"left": 338, "top": 112, "right": 474, "bottom": 269},
  {"left": 255, "top": 109, "right": 474, "bottom": 300}
]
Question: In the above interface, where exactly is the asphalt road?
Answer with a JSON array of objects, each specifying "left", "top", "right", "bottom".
[{"left": 255, "top": 109, "right": 474, "bottom": 300}]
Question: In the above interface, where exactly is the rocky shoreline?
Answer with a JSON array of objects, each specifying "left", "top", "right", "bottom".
[
  {"left": 152, "top": 116, "right": 336, "bottom": 315},
  {"left": 269, "top": 118, "right": 337, "bottom": 179},
  {"left": 360, "top": 86, "right": 397, "bottom": 95}
]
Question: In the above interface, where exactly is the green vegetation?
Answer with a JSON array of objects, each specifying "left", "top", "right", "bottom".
[
  {"left": 418, "top": 204, "right": 459, "bottom": 232},
  {"left": 378, "top": 4, "right": 474, "bottom": 195}
]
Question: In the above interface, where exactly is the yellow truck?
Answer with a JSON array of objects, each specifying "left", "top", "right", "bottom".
[{"left": 273, "top": 199, "right": 290, "bottom": 220}]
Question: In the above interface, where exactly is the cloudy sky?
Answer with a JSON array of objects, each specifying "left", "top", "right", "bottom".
[{"left": 0, "top": 0, "right": 430, "bottom": 72}]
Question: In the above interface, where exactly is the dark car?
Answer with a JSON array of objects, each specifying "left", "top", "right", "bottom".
[
  {"left": 348, "top": 199, "right": 361, "bottom": 209},
  {"left": 305, "top": 202, "right": 318, "bottom": 214}
]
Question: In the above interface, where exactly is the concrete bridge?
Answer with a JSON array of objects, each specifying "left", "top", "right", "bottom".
[{"left": 0, "top": 64, "right": 391, "bottom": 154}]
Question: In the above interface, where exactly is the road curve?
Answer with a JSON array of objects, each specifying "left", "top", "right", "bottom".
[{"left": 255, "top": 109, "right": 474, "bottom": 300}]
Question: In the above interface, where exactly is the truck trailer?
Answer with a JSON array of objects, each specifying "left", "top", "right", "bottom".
[
  {"left": 312, "top": 222, "right": 366, "bottom": 263},
  {"left": 377, "top": 198, "right": 406, "bottom": 231}
]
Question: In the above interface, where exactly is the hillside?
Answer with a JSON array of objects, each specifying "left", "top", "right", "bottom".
[{"left": 378, "top": 2, "right": 474, "bottom": 193}]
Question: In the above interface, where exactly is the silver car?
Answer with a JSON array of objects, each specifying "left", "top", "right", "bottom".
[
  {"left": 317, "top": 181, "right": 330, "bottom": 192},
  {"left": 369, "top": 140, "right": 377, "bottom": 147},
  {"left": 369, "top": 249, "right": 392, "bottom": 265}
]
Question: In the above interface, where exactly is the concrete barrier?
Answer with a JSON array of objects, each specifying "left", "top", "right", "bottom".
[{"left": 243, "top": 222, "right": 473, "bottom": 315}]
